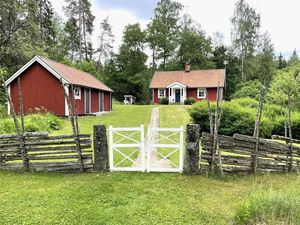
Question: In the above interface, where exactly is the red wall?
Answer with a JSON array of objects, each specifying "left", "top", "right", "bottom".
[
  {"left": 153, "top": 87, "right": 220, "bottom": 104},
  {"left": 187, "top": 88, "right": 218, "bottom": 102},
  {"left": 10, "top": 63, "right": 65, "bottom": 115},
  {"left": 91, "top": 89, "right": 99, "bottom": 113},
  {"left": 104, "top": 92, "right": 111, "bottom": 111},
  {"left": 72, "top": 88, "right": 111, "bottom": 114}
]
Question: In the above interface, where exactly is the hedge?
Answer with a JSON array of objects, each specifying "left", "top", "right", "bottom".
[{"left": 189, "top": 98, "right": 300, "bottom": 139}]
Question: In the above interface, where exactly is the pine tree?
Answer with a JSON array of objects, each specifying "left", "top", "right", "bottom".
[
  {"left": 288, "top": 49, "right": 299, "bottom": 67},
  {"left": 63, "top": 17, "right": 80, "bottom": 60},
  {"left": 64, "top": 0, "right": 95, "bottom": 61},
  {"left": 277, "top": 53, "right": 287, "bottom": 69},
  {"left": 35, "top": 0, "right": 56, "bottom": 50}
]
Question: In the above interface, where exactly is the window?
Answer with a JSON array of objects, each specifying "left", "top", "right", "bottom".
[
  {"left": 158, "top": 89, "right": 165, "bottom": 98},
  {"left": 74, "top": 87, "right": 81, "bottom": 99},
  {"left": 197, "top": 88, "right": 206, "bottom": 99}
]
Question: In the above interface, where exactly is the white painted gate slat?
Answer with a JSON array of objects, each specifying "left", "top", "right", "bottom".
[{"left": 108, "top": 125, "right": 183, "bottom": 173}]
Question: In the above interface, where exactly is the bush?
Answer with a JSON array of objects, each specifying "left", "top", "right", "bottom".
[
  {"left": 189, "top": 98, "right": 300, "bottom": 138},
  {"left": 0, "top": 105, "right": 7, "bottom": 119},
  {"left": 232, "top": 79, "right": 263, "bottom": 100},
  {"left": 159, "top": 97, "right": 169, "bottom": 105},
  {"left": 233, "top": 188, "right": 300, "bottom": 225},
  {"left": 0, "top": 113, "right": 61, "bottom": 134},
  {"left": 184, "top": 97, "right": 196, "bottom": 105}
]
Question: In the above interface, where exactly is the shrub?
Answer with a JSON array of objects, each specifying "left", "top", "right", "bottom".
[
  {"left": 233, "top": 188, "right": 300, "bottom": 225},
  {"left": 0, "top": 105, "right": 7, "bottom": 119},
  {"left": 189, "top": 98, "right": 300, "bottom": 138},
  {"left": 232, "top": 79, "right": 263, "bottom": 100},
  {"left": 159, "top": 97, "right": 169, "bottom": 105},
  {"left": 0, "top": 113, "right": 61, "bottom": 134},
  {"left": 184, "top": 97, "right": 196, "bottom": 105}
]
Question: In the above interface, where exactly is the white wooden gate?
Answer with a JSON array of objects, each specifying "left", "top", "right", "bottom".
[
  {"left": 146, "top": 126, "right": 184, "bottom": 173},
  {"left": 109, "top": 125, "right": 145, "bottom": 172},
  {"left": 108, "top": 125, "right": 184, "bottom": 173}
]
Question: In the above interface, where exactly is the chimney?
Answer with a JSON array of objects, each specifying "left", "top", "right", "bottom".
[{"left": 185, "top": 62, "right": 190, "bottom": 72}]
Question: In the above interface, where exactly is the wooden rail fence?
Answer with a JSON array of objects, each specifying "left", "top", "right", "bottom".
[
  {"left": 0, "top": 132, "right": 93, "bottom": 172},
  {"left": 201, "top": 132, "right": 300, "bottom": 173}
]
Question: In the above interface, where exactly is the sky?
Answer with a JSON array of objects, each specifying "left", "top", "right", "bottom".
[{"left": 51, "top": 0, "right": 300, "bottom": 58}]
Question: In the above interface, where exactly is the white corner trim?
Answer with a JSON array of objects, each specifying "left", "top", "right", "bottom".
[
  {"left": 7, "top": 85, "right": 11, "bottom": 115},
  {"left": 5, "top": 56, "right": 69, "bottom": 86},
  {"left": 64, "top": 84, "right": 69, "bottom": 116},
  {"left": 197, "top": 88, "right": 207, "bottom": 99}
]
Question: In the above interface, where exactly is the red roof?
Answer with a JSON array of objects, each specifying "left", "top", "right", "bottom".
[
  {"left": 39, "top": 57, "right": 113, "bottom": 92},
  {"left": 150, "top": 69, "right": 225, "bottom": 88}
]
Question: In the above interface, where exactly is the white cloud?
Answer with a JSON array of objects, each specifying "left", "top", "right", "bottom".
[
  {"left": 51, "top": 0, "right": 149, "bottom": 53},
  {"left": 51, "top": 0, "right": 300, "bottom": 56}
]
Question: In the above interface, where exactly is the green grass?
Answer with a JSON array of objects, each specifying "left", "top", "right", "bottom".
[
  {"left": 0, "top": 171, "right": 299, "bottom": 224},
  {"left": 53, "top": 105, "right": 154, "bottom": 135},
  {"left": 234, "top": 186, "right": 300, "bottom": 225}
]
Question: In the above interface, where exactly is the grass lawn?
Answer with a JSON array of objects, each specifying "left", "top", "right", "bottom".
[
  {"left": 53, "top": 105, "right": 154, "bottom": 135},
  {"left": 0, "top": 170, "right": 299, "bottom": 224}
]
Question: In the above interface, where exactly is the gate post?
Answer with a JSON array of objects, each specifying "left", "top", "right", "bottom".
[
  {"left": 93, "top": 125, "right": 109, "bottom": 172},
  {"left": 185, "top": 124, "right": 201, "bottom": 175}
]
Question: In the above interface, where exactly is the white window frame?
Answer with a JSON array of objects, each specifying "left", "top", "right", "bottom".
[
  {"left": 197, "top": 88, "right": 206, "bottom": 99},
  {"left": 158, "top": 89, "right": 166, "bottom": 98},
  {"left": 74, "top": 87, "right": 81, "bottom": 100}
]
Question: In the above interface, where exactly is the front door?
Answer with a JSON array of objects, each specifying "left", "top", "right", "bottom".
[
  {"left": 85, "top": 89, "right": 91, "bottom": 114},
  {"left": 175, "top": 89, "right": 181, "bottom": 103}
]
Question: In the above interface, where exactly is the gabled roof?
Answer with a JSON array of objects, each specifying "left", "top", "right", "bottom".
[
  {"left": 5, "top": 56, "right": 113, "bottom": 92},
  {"left": 150, "top": 69, "right": 225, "bottom": 88}
]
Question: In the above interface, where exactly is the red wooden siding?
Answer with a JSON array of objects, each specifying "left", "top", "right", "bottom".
[
  {"left": 153, "top": 87, "right": 220, "bottom": 104},
  {"left": 10, "top": 63, "right": 65, "bottom": 115},
  {"left": 187, "top": 88, "right": 218, "bottom": 102},
  {"left": 104, "top": 92, "right": 111, "bottom": 111},
  {"left": 72, "top": 87, "right": 85, "bottom": 115},
  {"left": 91, "top": 89, "right": 99, "bottom": 113}
]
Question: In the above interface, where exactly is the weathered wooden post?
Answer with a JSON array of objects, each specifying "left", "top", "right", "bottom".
[
  {"left": 185, "top": 124, "right": 201, "bottom": 175},
  {"left": 93, "top": 125, "right": 109, "bottom": 172}
]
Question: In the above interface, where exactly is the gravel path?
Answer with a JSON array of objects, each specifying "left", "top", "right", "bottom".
[{"left": 134, "top": 107, "right": 171, "bottom": 169}]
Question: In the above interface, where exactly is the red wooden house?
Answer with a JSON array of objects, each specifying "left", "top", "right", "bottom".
[
  {"left": 5, "top": 56, "right": 113, "bottom": 116},
  {"left": 150, "top": 64, "right": 225, "bottom": 104}
]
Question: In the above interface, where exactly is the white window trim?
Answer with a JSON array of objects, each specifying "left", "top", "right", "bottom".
[
  {"left": 158, "top": 89, "right": 166, "bottom": 98},
  {"left": 74, "top": 87, "right": 81, "bottom": 100},
  {"left": 197, "top": 88, "right": 206, "bottom": 99}
]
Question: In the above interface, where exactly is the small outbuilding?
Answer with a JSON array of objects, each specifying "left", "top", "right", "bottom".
[
  {"left": 123, "top": 95, "right": 136, "bottom": 105},
  {"left": 5, "top": 56, "right": 113, "bottom": 116}
]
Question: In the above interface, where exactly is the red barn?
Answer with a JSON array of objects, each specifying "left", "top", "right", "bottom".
[
  {"left": 150, "top": 64, "right": 225, "bottom": 104},
  {"left": 5, "top": 56, "right": 113, "bottom": 116}
]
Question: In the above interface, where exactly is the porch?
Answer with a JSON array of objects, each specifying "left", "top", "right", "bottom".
[{"left": 167, "top": 82, "right": 186, "bottom": 104}]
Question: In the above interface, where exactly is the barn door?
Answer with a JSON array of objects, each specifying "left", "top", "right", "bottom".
[{"left": 85, "top": 89, "right": 91, "bottom": 114}]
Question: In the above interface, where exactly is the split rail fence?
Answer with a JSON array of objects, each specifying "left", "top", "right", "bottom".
[
  {"left": 0, "top": 132, "right": 93, "bottom": 172},
  {"left": 200, "top": 132, "right": 300, "bottom": 173}
]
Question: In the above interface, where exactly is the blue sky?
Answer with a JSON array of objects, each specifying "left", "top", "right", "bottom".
[{"left": 95, "top": 0, "right": 157, "bottom": 19}]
